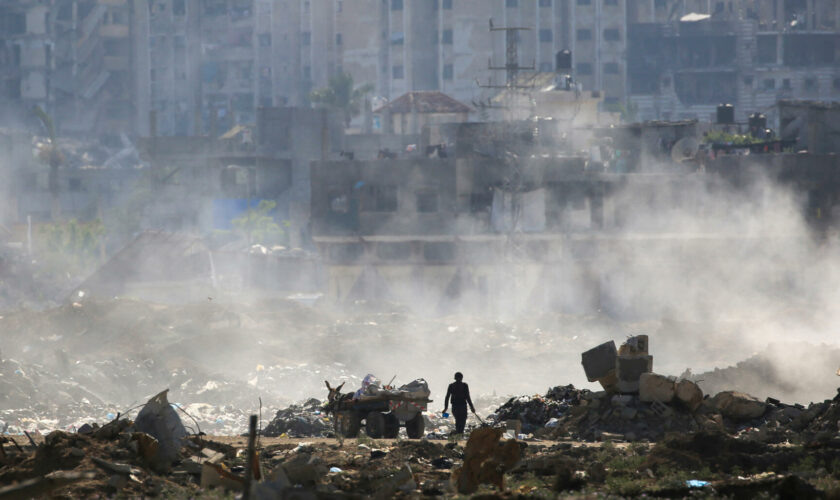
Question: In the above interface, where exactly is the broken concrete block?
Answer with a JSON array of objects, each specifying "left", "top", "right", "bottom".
[
  {"left": 675, "top": 379, "right": 703, "bottom": 411},
  {"left": 618, "top": 335, "right": 649, "bottom": 355},
  {"left": 649, "top": 399, "right": 673, "bottom": 418},
  {"left": 596, "top": 372, "right": 619, "bottom": 393},
  {"left": 711, "top": 391, "right": 767, "bottom": 421},
  {"left": 581, "top": 341, "right": 617, "bottom": 382},
  {"left": 639, "top": 373, "right": 675, "bottom": 403},
  {"left": 616, "top": 355, "right": 653, "bottom": 393}
]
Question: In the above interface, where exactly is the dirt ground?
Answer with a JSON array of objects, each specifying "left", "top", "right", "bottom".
[{"left": 3, "top": 427, "right": 840, "bottom": 499}]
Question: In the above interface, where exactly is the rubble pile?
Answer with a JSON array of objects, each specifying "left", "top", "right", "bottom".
[
  {"left": 262, "top": 399, "right": 331, "bottom": 438},
  {"left": 492, "top": 385, "right": 588, "bottom": 434},
  {"left": 691, "top": 342, "right": 840, "bottom": 404},
  {"left": 0, "top": 393, "right": 242, "bottom": 498},
  {"left": 485, "top": 334, "right": 840, "bottom": 443}
]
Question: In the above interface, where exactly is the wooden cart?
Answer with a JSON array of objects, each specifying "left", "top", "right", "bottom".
[{"left": 328, "top": 394, "right": 431, "bottom": 439}]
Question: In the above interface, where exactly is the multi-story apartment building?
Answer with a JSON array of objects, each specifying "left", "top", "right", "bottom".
[
  {"left": 338, "top": 0, "right": 629, "bottom": 107},
  {"left": 0, "top": 0, "right": 136, "bottom": 135},
  {"left": 627, "top": 0, "right": 840, "bottom": 122},
  {"left": 4, "top": 1, "right": 840, "bottom": 138}
]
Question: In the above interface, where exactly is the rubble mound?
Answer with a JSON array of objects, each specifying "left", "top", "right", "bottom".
[
  {"left": 493, "top": 385, "right": 587, "bottom": 434},
  {"left": 262, "top": 399, "right": 331, "bottom": 437},
  {"left": 692, "top": 342, "right": 840, "bottom": 404}
]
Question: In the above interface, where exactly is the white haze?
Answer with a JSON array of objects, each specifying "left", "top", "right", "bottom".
[{"left": 3, "top": 156, "right": 840, "bottom": 424}]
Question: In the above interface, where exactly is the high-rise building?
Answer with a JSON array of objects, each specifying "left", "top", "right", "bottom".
[
  {"left": 626, "top": 0, "right": 840, "bottom": 123},
  {"left": 0, "top": 0, "right": 136, "bottom": 135}
]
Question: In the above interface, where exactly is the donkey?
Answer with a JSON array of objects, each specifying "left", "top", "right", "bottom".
[{"left": 324, "top": 380, "right": 352, "bottom": 414}]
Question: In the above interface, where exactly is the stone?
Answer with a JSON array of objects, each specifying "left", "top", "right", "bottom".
[
  {"left": 581, "top": 341, "right": 617, "bottom": 382},
  {"left": 711, "top": 391, "right": 767, "bottom": 421},
  {"left": 639, "top": 373, "right": 675, "bottom": 403},
  {"left": 451, "top": 427, "right": 521, "bottom": 494},
  {"left": 675, "top": 379, "right": 703, "bottom": 411}
]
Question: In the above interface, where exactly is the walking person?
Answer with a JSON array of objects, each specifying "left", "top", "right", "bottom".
[{"left": 443, "top": 372, "right": 476, "bottom": 435}]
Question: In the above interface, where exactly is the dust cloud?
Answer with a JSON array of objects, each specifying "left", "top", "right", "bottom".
[{"left": 2, "top": 157, "right": 840, "bottom": 435}]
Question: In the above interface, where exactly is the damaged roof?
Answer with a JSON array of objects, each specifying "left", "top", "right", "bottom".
[{"left": 374, "top": 91, "right": 472, "bottom": 114}]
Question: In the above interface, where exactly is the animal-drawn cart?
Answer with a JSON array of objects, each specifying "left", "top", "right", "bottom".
[{"left": 326, "top": 391, "right": 431, "bottom": 439}]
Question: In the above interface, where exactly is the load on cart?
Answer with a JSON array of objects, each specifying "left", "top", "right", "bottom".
[{"left": 325, "top": 375, "right": 431, "bottom": 439}]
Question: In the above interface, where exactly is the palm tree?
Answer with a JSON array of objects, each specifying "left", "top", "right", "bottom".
[
  {"left": 33, "top": 106, "right": 65, "bottom": 221},
  {"left": 309, "top": 73, "right": 374, "bottom": 128}
]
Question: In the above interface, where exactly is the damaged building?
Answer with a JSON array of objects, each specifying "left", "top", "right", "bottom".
[{"left": 310, "top": 116, "right": 840, "bottom": 315}]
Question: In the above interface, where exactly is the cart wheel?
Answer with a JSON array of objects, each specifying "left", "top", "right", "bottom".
[
  {"left": 383, "top": 413, "right": 400, "bottom": 439},
  {"left": 365, "top": 411, "right": 385, "bottom": 439},
  {"left": 334, "top": 411, "right": 360, "bottom": 438},
  {"left": 405, "top": 413, "right": 425, "bottom": 439}
]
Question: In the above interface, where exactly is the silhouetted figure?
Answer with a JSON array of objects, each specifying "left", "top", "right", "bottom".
[{"left": 443, "top": 372, "right": 475, "bottom": 435}]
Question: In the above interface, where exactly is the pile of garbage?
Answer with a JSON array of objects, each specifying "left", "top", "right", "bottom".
[
  {"left": 262, "top": 399, "right": 332, "bottom": 438},
  {"left": 491, "top": 385, "right": 588, "bottom": 434},
  {"left": 349, "top": 374, "right": 431, "bottom": 401}
]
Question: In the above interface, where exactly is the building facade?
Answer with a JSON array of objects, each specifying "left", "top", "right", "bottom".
[{"left": 0, "top": 0, "right": 136, "bottom": 135}]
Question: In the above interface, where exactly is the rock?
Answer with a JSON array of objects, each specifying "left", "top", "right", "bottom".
[
  {"left": 675, "top": 379, "right": 703, "bottom": 411},
  {"left": 639, "top": 373, "right": 675, "bottom": 403},
  {"left": 712, "top": 391, "right": 767, "bottom": 421},
  {"left": 451, "top": 427, "right": 521, "bottom": 494}
]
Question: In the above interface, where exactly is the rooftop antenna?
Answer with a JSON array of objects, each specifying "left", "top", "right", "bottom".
[
  {"left": 477, "top": 19, "right": 537, "bottom": 120},
  {"left": 486, "top": 19, "right": 535, "bottom": 85}
]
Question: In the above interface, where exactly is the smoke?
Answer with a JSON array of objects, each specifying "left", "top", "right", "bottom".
[{"left": 4, "top": 151, "right": 840, "bottom": 426}]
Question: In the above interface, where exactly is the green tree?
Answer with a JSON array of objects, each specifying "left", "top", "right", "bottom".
[
  {"left": 33, "top": 106, "right": 65, "bottom": 221},
  {"left": 309, "top": 73, "right": 375, "bottom": 127},
  {"left": 231, "top": 200, "right": 288, "bottom": 245}
]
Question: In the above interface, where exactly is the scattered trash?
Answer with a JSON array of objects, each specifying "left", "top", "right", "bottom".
[{"left": 686, "top": 479, "right": 710, "bottom": 488}]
